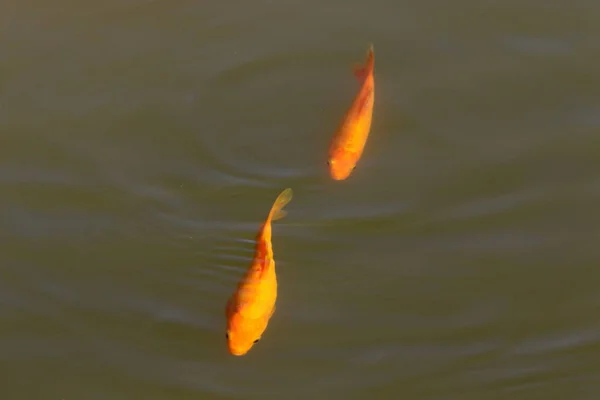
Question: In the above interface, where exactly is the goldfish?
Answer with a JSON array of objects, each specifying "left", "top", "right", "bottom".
[
  {"left": 327, "top": 44, "right": 375, "bottom": 180},
  {"left": 225, "top": 188, "right": 293, "bottom": 356}
]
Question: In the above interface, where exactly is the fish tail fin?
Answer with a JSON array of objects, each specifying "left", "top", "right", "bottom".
[
  {"left": 353, "top": 43, "right": 375, "bottom": 82},
  {"left": 269, "top": 188, "right": 293, "bottom": 222}
]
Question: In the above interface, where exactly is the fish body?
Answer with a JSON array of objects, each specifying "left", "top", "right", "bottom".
[
  {"left": 225, "top": 188, "right": 293, "bottom": 356},
  {"left": 328, "top": 44, "right": 375, "bottom": 181}
]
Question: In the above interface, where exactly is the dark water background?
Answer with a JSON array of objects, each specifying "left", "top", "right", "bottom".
[{"left": 1, "top": 1, "right": 599, "bottom": 399}]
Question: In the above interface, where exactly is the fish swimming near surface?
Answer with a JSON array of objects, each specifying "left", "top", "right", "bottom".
[
  {"left": 225, "top": 188, "right": 293, "bottom": 356},
  {"left": 327, "top": 44, "right": 375, "bottom": 181}
]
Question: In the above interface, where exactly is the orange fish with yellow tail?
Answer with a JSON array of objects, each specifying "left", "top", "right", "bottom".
[
  {"left": 327, "top": 44, "right": 375, "bottom": 180},
  {"left": 225, "top": 188, "right": 293, "bottom": 356}
]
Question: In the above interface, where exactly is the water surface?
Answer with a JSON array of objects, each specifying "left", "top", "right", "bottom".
[{"left": 1, "top": 1, "right": 600, "bottom": 399}]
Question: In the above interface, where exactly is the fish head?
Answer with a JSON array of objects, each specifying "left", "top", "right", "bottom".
[
  {"left": 225, "top": 312, "right": 265, "bottom": 356},
  {"left": 327, "top": 150, "right": 358, "bottom": 180}
]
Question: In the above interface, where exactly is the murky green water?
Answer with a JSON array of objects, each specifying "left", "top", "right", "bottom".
[{"left": 2, "top": 1, "right": 599, "bottom": 399}]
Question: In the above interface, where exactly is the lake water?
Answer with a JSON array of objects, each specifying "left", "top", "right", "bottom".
[{"left": 1, "top": 1, "right": 599, "bottom": 399}]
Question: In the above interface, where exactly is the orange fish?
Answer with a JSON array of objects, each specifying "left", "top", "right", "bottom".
[
  {"left": 225, "top": 188, "right": 293, "bottom": 356},
  {"left": 327, "top": 44, "right": 375, "bottom": 180}
]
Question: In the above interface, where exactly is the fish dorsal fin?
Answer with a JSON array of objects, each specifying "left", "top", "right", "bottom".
[
  {"left": 236, "top": 285, "right": 267, "bottom": 319},
  {"left": 355, "top": 87, "right": 374, "bottom": 116},
  {"left": 353, "top": 65, "right": 368, "bottom": 81},
  {"left": 352, "top": 44, "right": 374, "bottom": 82}
]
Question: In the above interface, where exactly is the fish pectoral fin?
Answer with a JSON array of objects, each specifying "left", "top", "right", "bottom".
[{"left": 271, "top": 209, "right": 287, "bottom": 221}]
